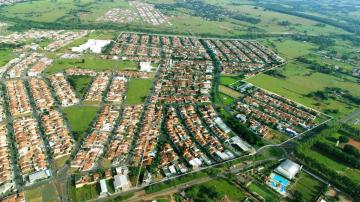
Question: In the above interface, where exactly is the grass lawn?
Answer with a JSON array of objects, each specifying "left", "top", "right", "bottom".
[
  {"left": 54, "top": 155, "right": 70, "bottom": 169},
  {"left": 125, "top": 78, "right": 153, "bottom": 105},
  {"left": 220, "top": 75, "right": 241, "bottom": 86},
  {"left": 0, "top": 49, "right": 14, "bottom": 67},
  {"left": 68, "top": 182, "right": 99, "bottom": 202},
  {"left": 45, "top": 56, "right": 138, "bottom": 74},
  {"left": 67, "top": 75, "right": 93, "bottom": 99},
  {"left": 265, "top": 129, "right": 290, "bottom": 144},
  {"left": 262, "top": 39, "right": 317, "bottom": 59},
  {"left": 247, "top": 181, "right": 280, "bottom": 201},
  {"left": 186, "top": 178, "right": 246, "bottom": 201},
  {"left": 289, "top": 172, "right": 324, "bottom": 201},
  {"left": 246, "top": 62, "right": 360, "bottom": 119},
  {"left": 219, "top": 92, "right": 235, "bottom": 106},
  {"left": 219, "top": 85, "right": 242, "bottom": 98},
  {"left": 25, "top": 184, "right": 59, "bottom": 202},
  {"left": 63, "top": 106, "right": 98, "bottom": 141}
]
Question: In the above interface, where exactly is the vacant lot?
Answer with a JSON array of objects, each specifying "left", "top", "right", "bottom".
[
  {"left": 0, "top": 49, "right": 14, "bottom": 67},
  {"left": 219, "top": 85, "right": 242, "bottom": 98},
  {"left": 45, "top": 56, "right": 138, "bottom": 74},
  {"left": 67, "top": 75, "right": 93, "bottom": 99},
  {"left": 25, "top": 183, "right": 59, "bottom": 202},
  {"left": 262, "top": 39, "right": 317, "bottom": 59},
  {"left": 63, "top": 106, "right": 98, "bottom": 141},
  {"left": 186, "top": 178, "right": 246, "bottom": 201},
  {"left": 246, "top": 62, "right": 360, "bottom": 118},
  {"left": 125, "top": 78, "right": 153, "bottom": 105}
]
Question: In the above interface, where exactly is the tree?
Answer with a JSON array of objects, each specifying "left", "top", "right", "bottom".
[{"left": 339, "top": 135, "right": 349, "bottom": 143}]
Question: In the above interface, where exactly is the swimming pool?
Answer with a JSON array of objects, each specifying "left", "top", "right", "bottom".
[{"left": 269, "top": 173, "right": 289, "bottom": 194}]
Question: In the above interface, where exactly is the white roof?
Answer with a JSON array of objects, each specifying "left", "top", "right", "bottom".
[
  {"left": 214, "top": 117, "right": 231, "bottom": 133},
  {"left": 113, "top": 175, "right": 130, "bottom": 189},
  {"left": 274, "top": 159, "right": 301, "bottom": 180},
  {"left": 99, "top": 179, "right": 108, "bottom": 193},
  {"left": 28, "top": 169, "right": 51, "bottom": 183}
]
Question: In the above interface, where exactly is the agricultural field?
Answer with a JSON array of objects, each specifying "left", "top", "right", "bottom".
[
  {"left": 63, "top": 106, "right": 98, "bottom": 141},
  {"left": 125, "top": 78, "right": 153, "bottom": 105}
]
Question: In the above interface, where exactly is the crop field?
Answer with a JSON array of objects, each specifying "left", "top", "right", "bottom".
[
  {"left": 63, "top": 106, "right": 98, "bottom": 141},
  {"left": 246, "top": 62, "right": 360, "bottom": 118},
  {"left": 125, "top": 78, "right": 153, "bottom": 105},
  {"left": 44, "top": 56, "right": 138, "bottom": 74}
]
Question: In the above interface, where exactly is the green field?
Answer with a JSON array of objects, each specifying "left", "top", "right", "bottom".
[
  {"left": 25, "top": 184, "right": 59, "bottom": 202},
  {"left": 219, "top": 75, "right": 241, "bottom": 86},
  {"left": 262, "top": 39, "right": 318, "bottom": 59},
  {"left": 63, "top": 106, "right": 98, "bottom": 141},
  {"left": 186, "top": 178, "right": 246, "bottom": 201},
  {"left": 68, "top": 182, "right": 99, "bottom": 202},
  {"left": 0, "top": 49, "right": 14, "bottom": 67},
  {"left": 67, "top": 75, "right": 93, "bottom": 99},
  {"left": 246, "top": 62, "right": 360, "bottom": 118},
  {"left": 45, "top": 56, "right": 138, "bottom": 74},
  {"left": 289, "top": 172, "right": 324, "bottom": 201},
  {"left": 58, "top": 30, "right": 117, "bottom": 52},
  {"left": 247, "top": 181, "right": 280, "bottom": 201},
  {"left": 219, "top": 85, "right": 242, "bottom": 98},
  {"left": 219, "top": 92, "right": 235, "bottom": 106},
  {"left": 125, "top": 78, "right": 153, "bottom": 105}
]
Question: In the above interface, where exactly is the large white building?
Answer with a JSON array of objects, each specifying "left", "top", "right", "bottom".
[
  {"left": 274, "top": 159, "right": 302, "bottom": 180},
  {"left": 72, "top": 39, "right": 111, "bottom": 54}
]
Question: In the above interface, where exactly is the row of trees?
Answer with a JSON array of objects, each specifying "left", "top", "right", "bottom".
[{"left": 313, "top": 142, "right": 360, "bottom": 169}]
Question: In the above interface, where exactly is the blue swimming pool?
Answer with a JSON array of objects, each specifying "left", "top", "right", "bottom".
[
  {"left": 273, "top": 174, "right": 289, "bottom": 186},
  {"left": 269, "top": 174, "right": 289, "bottom": 194}
]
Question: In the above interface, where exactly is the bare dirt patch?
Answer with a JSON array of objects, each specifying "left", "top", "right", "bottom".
[{"left": 348, "top": 138, "right": 360, "bottom": 150}]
